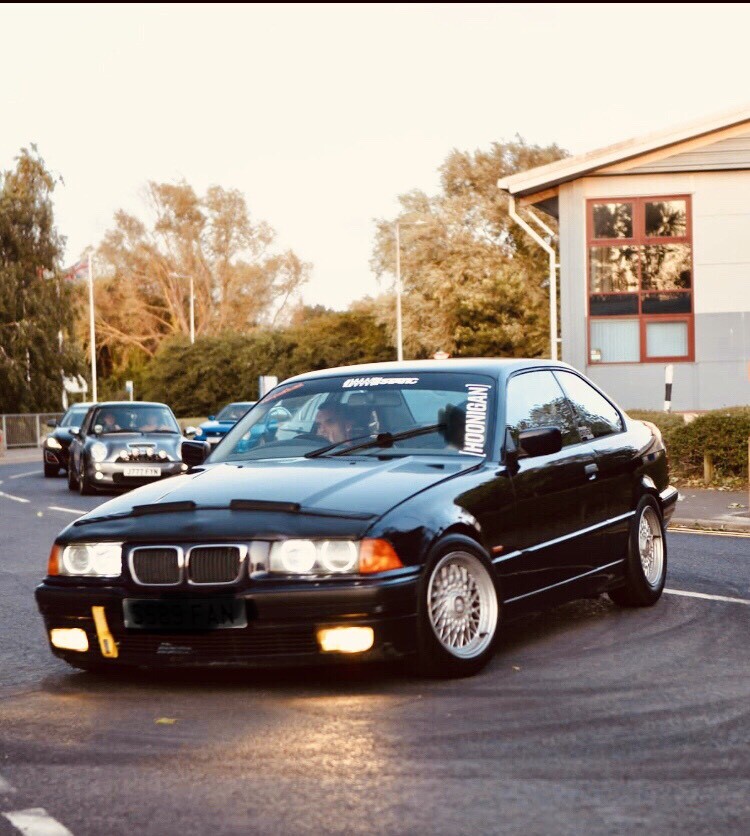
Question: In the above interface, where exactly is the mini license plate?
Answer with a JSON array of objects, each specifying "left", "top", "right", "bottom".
[
  {"left": 123, "top": 466, "right": 161, "bottom": 477},
  {"left": 123, "top": 598, "right": 247, "bottom": 630}
]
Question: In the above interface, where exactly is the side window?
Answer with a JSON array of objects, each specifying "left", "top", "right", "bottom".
[
  {"left": 506, "top": 371, "right": 579, "bottom": 448},
  {"left": 554, "top": 371, "right": 623, "bottom": 439}
]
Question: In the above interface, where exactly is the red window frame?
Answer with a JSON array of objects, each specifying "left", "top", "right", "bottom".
[{"left": 586, "top": 195, "right": 694, "bottom": 364}]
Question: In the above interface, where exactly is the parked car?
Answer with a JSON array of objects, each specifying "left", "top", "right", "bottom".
[
  {"left": 37, "top": 360, "right": 676, "bottom": 677},
  {"left": 194, "top": 401, "right": 256, "bottom": 448},
  {"left": 66, "top": 401, "right": 187, "bottom": 495},
  {"left": 42, "top": 402, "right": 93, "bottom": 477}
]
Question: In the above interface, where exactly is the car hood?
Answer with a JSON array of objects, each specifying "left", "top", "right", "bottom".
[
  {"left": 199, "top": 420, "right": 232, "bottom": 431},
  {"left": 51, "top": 428, "right": 76, "bottom": 446},
  {"left": 79, "top": 455, "right": 480, "bottom": 523}
]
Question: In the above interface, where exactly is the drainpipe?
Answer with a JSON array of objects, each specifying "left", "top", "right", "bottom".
[{"left": 507, "top": 196, "right": 559, "bottom": 361}]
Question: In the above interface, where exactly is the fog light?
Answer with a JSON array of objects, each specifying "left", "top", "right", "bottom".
[
  {"left": 94, "top": 471, "right": 104, "bottom": 480},
  {"left": 317, "top": 626, "right": 374, "bottom": 654},
  {"left": 50, "top": 628, "right": 89, "bottom": 652}
]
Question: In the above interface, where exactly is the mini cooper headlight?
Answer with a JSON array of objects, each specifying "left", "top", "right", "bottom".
[
  {"left": 90, "top": 442, "right": 108, "bottom": 462},
  {"left": 269, "top": 539, "right": 402, "bottom": 576},
  {"left": 56, "top": 542, "right": 123, "bottom": 577},
  {"left": 46, "top": 436, "right": 62, "bottom": 449}
]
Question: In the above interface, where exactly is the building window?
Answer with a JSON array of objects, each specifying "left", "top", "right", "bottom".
[{"left": 587, "top": 195, "right": 693, "bottom": 363}]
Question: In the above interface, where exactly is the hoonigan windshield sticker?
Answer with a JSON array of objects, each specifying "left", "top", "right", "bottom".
[
  {"left": 342, "top": 376, "right": 419, "bottom": 388},
  {"left": 462, "top": 383, "right": 491, "bottom": 456}
]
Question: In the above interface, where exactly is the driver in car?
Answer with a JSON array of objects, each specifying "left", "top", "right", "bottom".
[
  {"left": 140, "top": 410, "right": 170, "bottom": 432},
  {"left": 312, "top": 404, "right": 355, "bottom": 444}
]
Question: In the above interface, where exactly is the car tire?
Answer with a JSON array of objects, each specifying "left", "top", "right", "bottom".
[
  {"left": 43, "top": 463, "right": 59, "bottom": 478},
  {"left": 416, "top": 534, "right": 501, "bottom": 678},
  {"left": 67, "top": 463, "right": 79, "bottom": 491},
  {"left": 608, "top": 495, "right": 667, "bottom": 608},
  {"left": 78, "top": 466, "right": 96, "bottom": 496}
]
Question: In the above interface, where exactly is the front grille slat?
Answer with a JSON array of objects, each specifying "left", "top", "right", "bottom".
[
  {"left": 188, "top": 546, "right": 242, "bottom": 584},
  {"left": 131, "top": 548, "right": 180, "bottom": 585}
]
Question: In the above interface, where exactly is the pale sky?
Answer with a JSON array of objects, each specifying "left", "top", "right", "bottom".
[{"left": 1, "top": 3, "right": 749, "bottom": 309}]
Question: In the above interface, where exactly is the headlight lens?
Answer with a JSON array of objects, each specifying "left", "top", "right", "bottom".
[
  {"left": 46, "top": 436, "right": 62, "bottom": 449},
  {"left": 90, "top": 442, "right": 108, "bottom": 462},
  {"left": 58, "top": 542, "right": 123, "bottom": 577},
  {"left": 269, "top": 539, "right": 401, "bottom": 576}
]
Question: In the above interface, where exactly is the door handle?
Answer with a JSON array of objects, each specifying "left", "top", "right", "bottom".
[{"left": 584, "top": 463, "right": 599, "bottom": 480}]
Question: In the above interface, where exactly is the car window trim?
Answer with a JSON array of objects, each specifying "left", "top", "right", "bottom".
[
  {"left": 551, "top": 369, "right": 626, "bottom": 439},
  {"left": 500, "top": 366, "right": 625, "bottom": 461}
]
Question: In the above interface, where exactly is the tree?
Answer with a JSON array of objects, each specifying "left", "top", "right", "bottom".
[
  {"left": 139, "top": 306, "right": 395, "bottom": 416},
  {"left": 0, "top": 147, "right": 81, "bottom": 412},
  {"left": 95, "top": 181, "right": 310, "bottom": 375},
  {"left": 370, "top": 137, "right": 568, "bottom": 359}
]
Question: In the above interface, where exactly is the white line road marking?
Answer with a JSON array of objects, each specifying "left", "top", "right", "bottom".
[
  {"left": 8, "top": 471, "right": 39, "bottom": 480},
  {"left": 0, "top": 774, "right": 16, "bottom": 793},
  {"left": 0, "top": 491, "right": 30, "bottom": 504},
  {"left": 3, "top": 809, "right": 74, "bottom": 836},
  {"left": 48, "top": 506, "right": 82, "bottom": 515},
  {"left": 664, "top": 588, "right": 750, "bottom": 606}
]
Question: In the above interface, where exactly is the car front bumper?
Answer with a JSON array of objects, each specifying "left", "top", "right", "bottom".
[
  {"left": 35, "top": 572, "right": 420, "bottom": 669},
  {"left": 84, "top": 460, "right": 185, "bottom": 489},
  {"left": 44, "top": 446, "right": 69, "bottom": 468}
]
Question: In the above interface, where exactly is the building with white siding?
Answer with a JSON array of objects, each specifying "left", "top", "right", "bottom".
[{"left": 498, "top": 106, "right": 750, "bottom": 411}]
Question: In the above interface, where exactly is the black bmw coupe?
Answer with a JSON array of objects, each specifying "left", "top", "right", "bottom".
[{"left": 36, "top": 360, "right": 677, "bottom": 678}]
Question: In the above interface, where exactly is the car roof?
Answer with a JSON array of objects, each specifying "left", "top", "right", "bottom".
[
  {"left": 282, "top": 358, "right": 579, "bottom": 385},
  {"left": 91, "top": 401, "right": 172, "bottom": 409}
]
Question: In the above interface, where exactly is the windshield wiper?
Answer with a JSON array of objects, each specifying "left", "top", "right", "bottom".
[
  {"left": 147, "top": 429, "right": 180, "bottom": 434},
  {"left": 304, "top": 432, "right": 376, "bottom": 459},
  {"left": 307, "top": 424, "right": 445, "bottom": 458},
  {"left": 101, "top": 429, "right": 142, "bottom": 434}
]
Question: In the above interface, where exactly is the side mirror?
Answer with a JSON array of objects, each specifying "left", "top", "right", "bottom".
[
  {"left": 93, "top": 424, "right": 103, "bottom": 436},
  {"left": 517, "top": 426, "right": 562, "bottom": 458},
  {"left": 183, "top": 426, "right": 198, "bottom": 438},
  {"left": 181, "top": 440, "right": 211, "bottom": 468},
  {"left": 70, "top": 429, "right": 81, "bottom": 439},
  {"left": 208, "top": 415, "right": 215, "bottom": 421},
  {"left": 47, "top": 419, "right": 58, "bottom": 428}
]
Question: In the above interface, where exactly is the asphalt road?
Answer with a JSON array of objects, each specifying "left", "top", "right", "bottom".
[{"left": 1, "top": 460, "right": 749, "bottom": 835}]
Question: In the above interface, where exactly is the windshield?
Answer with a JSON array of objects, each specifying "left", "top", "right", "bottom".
[
  {"left": 59, "top": 406, "right": 89, "bottom": 427},
  {"left": 90, "top": 405, "right": 180, "bottom": 435},
  {"left": 216, "top": 402, "right": 255, "bottom": 422},
  {"left": 210, "top": 372, "right": 495, "bottom": 462}
]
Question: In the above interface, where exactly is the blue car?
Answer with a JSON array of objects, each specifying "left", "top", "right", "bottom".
[{"left": 194, "top": 401, "right": 256, "bottom": 448}]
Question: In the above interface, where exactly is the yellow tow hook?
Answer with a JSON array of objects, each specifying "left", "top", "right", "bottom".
[{"left": 91, "top": 606, "right": 118, "bottom": 659}]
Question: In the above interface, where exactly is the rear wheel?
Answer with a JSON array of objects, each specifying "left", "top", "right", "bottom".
[
  {"left": 416, "top": 535, "right": 500, "bottom": 678},
  {"left": 67, "top": 462, "right": 79, "bottom": 491},
  {"left": 43, "top": 463, "right": 59, "bottom": 478},
  {"left": 609, "top": 496, "right": 667, "bottom": 607}
]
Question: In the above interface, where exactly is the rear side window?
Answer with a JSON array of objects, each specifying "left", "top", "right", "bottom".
[
  {"left": 554, "top": 371, "right": 623, "bottom": 439},
  {"left": 506, "top": 370, "right": 579, "bottom": 448}
]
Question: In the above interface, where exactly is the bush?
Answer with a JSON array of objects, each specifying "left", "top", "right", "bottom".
[
  {"left": 667, "top": 407, "right": 750, "bottom": 484},
  {"left": 627, "top": 407, "right": 750, "bottom": 487}
]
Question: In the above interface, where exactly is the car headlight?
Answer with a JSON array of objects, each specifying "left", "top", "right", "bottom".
[
  {"left": 51, "top": 542, "right": 123, "bottom": 577},
  {"left": 268, "top": 539, "right": 402, "bottom": 576},
  {"left": 46, "top": 436, "right": 62, "bottom": 450},
  {"left": 90, "top": 442, "right": 108, "bottom": 462}
]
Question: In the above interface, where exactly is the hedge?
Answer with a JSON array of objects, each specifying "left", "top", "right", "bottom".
[{"left": 627, "top": 407, "right": 750, "bottom": 486}]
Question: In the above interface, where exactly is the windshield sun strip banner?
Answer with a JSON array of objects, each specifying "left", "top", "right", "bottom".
[{"left": 462, "top": 384, "right": 491, "bottom": 456}]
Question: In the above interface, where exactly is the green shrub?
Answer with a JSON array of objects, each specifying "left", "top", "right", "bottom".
[
  {"left": 668, "top": 408, "right": 750, "bottom": 482},
  {"left": 627, "top": 407, "right": 750, "bottom": 486}
]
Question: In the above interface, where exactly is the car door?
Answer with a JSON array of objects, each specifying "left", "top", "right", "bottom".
[
  {"left": 553, "top": 370, "right": 634, "bottom": 562},
  {"left": 498, "top": 369, "right": 600, "bottom": 602}
]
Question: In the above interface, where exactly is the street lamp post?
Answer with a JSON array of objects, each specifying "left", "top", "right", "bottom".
[
  {"left": 189, "top": 276, "right": 195, "bottom": 345},
  {"left": 394, "top": 219, "right": 427, "bottom": 362}
]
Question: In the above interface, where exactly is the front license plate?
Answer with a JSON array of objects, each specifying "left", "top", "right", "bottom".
[
  {"left": 123, "top": 598, "right": 247, "bottom": 630},
  {"left": 123, "top": 466, "right": 161, "bottom": 477}
]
